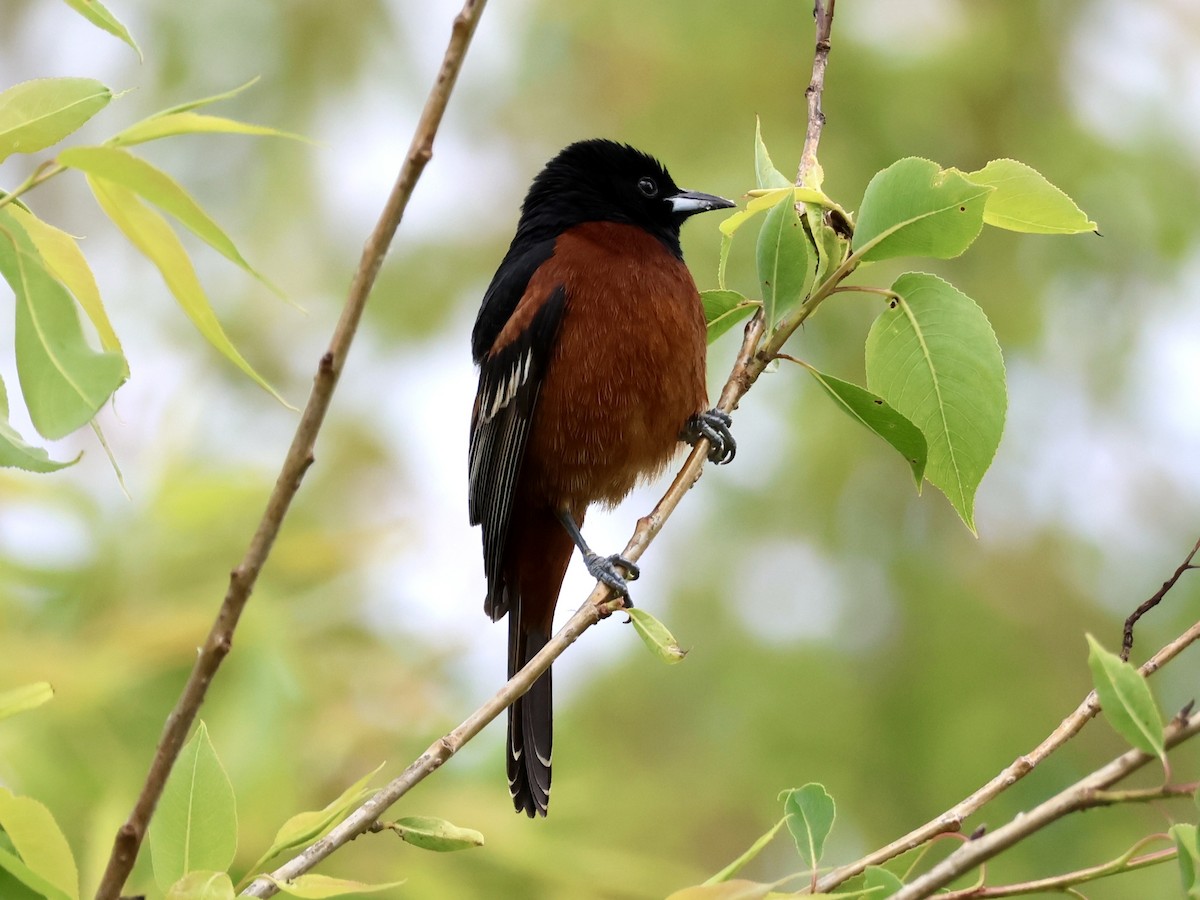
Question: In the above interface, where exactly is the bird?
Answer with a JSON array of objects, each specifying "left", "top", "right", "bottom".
[{"left": 468, "top": 139, "right": 736, "bottom": 817}]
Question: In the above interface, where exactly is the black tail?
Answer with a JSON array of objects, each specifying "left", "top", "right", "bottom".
[{"left": 507, "top": 608, "right": 552, "bottom": 817}]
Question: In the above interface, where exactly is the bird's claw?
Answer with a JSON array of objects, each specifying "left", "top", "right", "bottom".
[
  {"left": 683, "top": 409, "right": 736, "bottom": 465},
  {"left": 583, "top": 552, "right": 639, "bottom": 603}
]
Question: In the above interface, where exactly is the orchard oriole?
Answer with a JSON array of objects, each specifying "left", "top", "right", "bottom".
[{"left": 469, "top": 139, "right": 735, "bottom": 816}]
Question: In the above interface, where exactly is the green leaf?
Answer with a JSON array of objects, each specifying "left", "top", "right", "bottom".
[
  {"left": 853, "top": 158, "right": 991, "bottom": 262},
  {"left": 782, "top": 783, "right": 835, "bottom": 869},
  {"left": 59, "top": 146, "right": 279, "bottom": 293},
  {"left": 964, "top": 159, "right": 1097, "bottom": 234},
  {"left": 0, "top": 78, "right": 111, "bottom": 163},
  {"left": 149, "top": 78, "right": 262, "bottom": 118},
  {"left": 703, "top": 818, "right": 786, "bottom": 885},
  {"left": 166, "top": 871, "right": 236, "bottom": 900},
  {"left": 9, "top": 206, "right": 124, "bottom": 355},
  {"left": 265, "top": 874, "right": 405, "bottom": 898},
  {"left": 667, "top": 881, "right": 773, "bottom": 900},
  {"left": 58, "top": 0, "right": 141, "bottom": 59},
  {"left": 0, "top": 376, "right": 79, "bottom": 472},
  {"left": 1170, "top": 824, "right": 1200, "bottom": 898},
  {"left": 754, "top": 118, "right": 792, "bottom": 189},
  {"left": 388, "top": 816, "right": 485, "bottom": 852},
  {"left": 701, "top": 290, "right": 760, "bottom": 343},
  {"left": 149, "top": 722, "right": 238, "bottom": 891},
  {"left": 253, "top": 763, "right": 385, "bottom": 869},
  {"left": 110, "top": 112, "right": 309, "bottom": 148},
  {"left": 804, "top": 203, "right": 848, "bottom": 291},
  {"left": 865, "top": 273, "right": 1006, "bottom": 532},
  {"left": 0, "top": 844, "right": 72, "bottom": 900},
  {"left": 862, "top": 866, "right": 905, "bottom": 895},
  {"left": 0, "top": 209, "right": 127, "bottom": 440},
  {"left": 1086, "top": 635, "right": 1165, "bottom": 759},
  {"left": 805, "top": 368, "right": 927, "bottom": 485},
  {"left": 0, "top": 682, "right": 54, "bottom": 721},
  {"left": 627, "top": 607, "right": 687, "bottom": 664},
  {"left": 0, "top": 788, "right": 78, "bottom": 899},
  {"left": 756, "top": 194, "right": 814, "bottom": 328},
  {"left": 84, "top": 176, "right": 290, "bottom": 406}
]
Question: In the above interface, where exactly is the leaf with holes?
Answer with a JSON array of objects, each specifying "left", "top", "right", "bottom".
[
  {"left": 964, "top": 159, "right": 1097, "bottom": 234},
  {"left": 806, "top": 368, "right": 927, "bottom": 485},
  {"left": 149, "top": 722, "right": 237, "bottom": 891},
  {"left": 1086, "top": 635, "right": 1165, "bottom": 760},
  {"left": 865, "top": 273, "right": 1005, "bottom": 532},
  {"left": 0, "top": 209, "right": 127, "bottom": 440},
  {"left": 0, "top": 78, "right": 110, "bottom": 162},
  {"left": 854, "top": 157, "right": 991, "bottom": 261}
]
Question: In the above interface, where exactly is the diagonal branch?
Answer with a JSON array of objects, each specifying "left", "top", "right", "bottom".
[
  {"left": 91, "top": 1, "right": 489, "bottom": 896},
  {"left": 1122, "top": 535, "right": 1199, "bottom": 660}
]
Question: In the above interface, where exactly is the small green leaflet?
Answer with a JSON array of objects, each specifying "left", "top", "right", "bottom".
[
  {"left": 1086, "top": 635, "right": 1165, "bottom": 760},
  {"left": 805, "top": 367, "right": 927, "bottom": 485},
  {"left": 0, "top": 788, "right": 79, "bottom": 900},
  {"left": 0, "top": 375, "right": 78, "bottom": 472},
  {"left": 149, "top": 722, "right": 238, "bottom": 892},
  {"left": 110, "top": 112, "right": 310, "bottom": 148},
  {"left": 0, "top": 682, "right": 55, "bottom": 721},
  {"left": 265, "top": 874, "right": 406, "bottom": 898},
  {"left": 702, "top": 818, "right": 787, "bottom": 885},
  {"left": 387, "top": 816, "right": 485, "bottom": 852},
  {"left": 0, "top": 209, "right": 127, "bottom": 440},
  {"left": 701, "top": 290, "right": 760, "bottom": 343},
  {"left": 1170, "top": 824, "right": 1200, "bottom": 898},
  {"left": 754, "top": 117, "right": 792, "bottom": 190},
  {"left": 627, "top": 607, "right": 687, "bottom": 664},
  {"left": 865, "top": 273, "right": 1006, "bottom": 532},
  {"left": 0, "top": 78, "right": 111, "bottom": 163},
  {"left": 782, "top": 783, "right": 836, "bottom": 870},
  {"left": 59, "top": 0, "right": 141, "bottom": 59},
  {"left": 853, "top": 157, "right": 991, "bottom": 262},
  {"left": 963, "top": 159, "right": 1097, "bottom": 234}
]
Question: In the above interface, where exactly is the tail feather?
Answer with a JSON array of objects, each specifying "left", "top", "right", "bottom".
[{"left": 507, "top": 616, "right": 552, "bottom": 817}]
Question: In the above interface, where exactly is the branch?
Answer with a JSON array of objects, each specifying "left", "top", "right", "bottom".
[
  {"left": 1123, "top": 536, "right": 1199, "bottom": 660},
  {"left": 894, "top": 710, "right": 1200, "bottom": 899},
  {"left": 938, "top": 845, "right": 1178, "bottom": 899},
  {"left": 91, "top": 1, "right": 489, "bottom": 897},
  {"left": 796, "top": 0, "right": 835, "bottom": 186},
  {"left": 816, "top": 609, "right": 1200, "bottom": 892}
]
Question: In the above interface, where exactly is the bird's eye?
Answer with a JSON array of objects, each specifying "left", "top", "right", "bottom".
[{"left": 637, "top": 177, "right": 658, "bottom": 198}]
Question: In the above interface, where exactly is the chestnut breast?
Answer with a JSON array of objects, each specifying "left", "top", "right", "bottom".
[{"left": 521, "top": 221, "right": 709, "bottom": 508}]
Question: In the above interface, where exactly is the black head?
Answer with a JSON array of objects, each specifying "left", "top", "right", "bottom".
[{"left": 515, "top": 139, "right": 734, "bottom": 257}]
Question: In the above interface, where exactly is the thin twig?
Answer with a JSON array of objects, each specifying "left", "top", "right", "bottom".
[
  {"left": 893, "top": 711, "right": 1200, "bottom": 899},
  {"left": 1122, "top": 536, "right": 1199, "bottom": 660},
  {"left": 91, "top": 1, "right": 489, "bottom": 897},
  {"left": 937, "top": 846, "right": 1177, "bottom": 899},
  {"left": 815, "top": 615, "right": 1200, "bottom": 893},
  {"left": 796, "top": 0, "right": 835, "bottom": 186}
]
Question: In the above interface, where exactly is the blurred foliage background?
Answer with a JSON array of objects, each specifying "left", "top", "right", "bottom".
[{"left": 1, "top": 0, "right": 1198, "bottom": 897}]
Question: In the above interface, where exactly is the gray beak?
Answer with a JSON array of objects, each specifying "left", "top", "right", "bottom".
[{"left": 668, "top": 189, "right": 736, "bottom": 217}]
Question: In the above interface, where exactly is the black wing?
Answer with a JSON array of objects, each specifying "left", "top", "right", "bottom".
[
  {"left": 469, "top": 282, "right": 566, "bottom": 621},
  {"left": 471, "top": 238, "right": 557, "bottom": 363}
]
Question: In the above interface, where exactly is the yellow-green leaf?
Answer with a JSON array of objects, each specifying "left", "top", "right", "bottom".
[
  {"left": 0, "top": 209, "right": 127, "bottom": 439},
  {"left": 389, "top": 816, "right": 484, "bottom": 852},
  {"left": 9, "top": 206, "right": 123, "bottom": 355},
  {"left": 60, "top": 146, "right": 278, "bottom": 293},
  {"left": 0, "top": 375, "right": 79, "bottom": 472},
  {"left": 627, "top": 607, "right": 687, "bottom": 664},
  {"left": 111, "top": 112, "right": 309, "bottom": 148},
  {"left": 85, "top": 175, "right": 290, "bottom": 406},
  {"left": 0, "top": 788, "right": 79, "bottom": 900},
  {"left": 1086, "top": 634, "right": 1165, "bottom": 759},
  {"left": 59, "top": 0, "right": 140, "bottom": 59},
  {"left": 754, "top": 117, "right": 792, "bottom": 190},
  {"left": 701, "top": 290, "right": 760, "bottom": 344},
  {"left": 0, "top": 78, "right": 111, "bottom": 163},
  {"left": 0, "top": 682, "right": 54, "bottom": 721},
  {"left": 266, "top": 874, "right": 406, "bottom": 898},
  {"left": 667, "top": 880, "right": 774, "bottom": 900},
  {"left": 964, "top": 159, "right": 1098, "bottom": 234}
]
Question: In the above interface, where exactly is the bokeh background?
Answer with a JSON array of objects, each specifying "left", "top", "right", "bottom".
[{"left": 1, "top": 0, "right": 1198, "bottom": 897}]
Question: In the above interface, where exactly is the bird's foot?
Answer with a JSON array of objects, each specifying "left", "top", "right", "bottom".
[
  {"left": 683, "top": 409, "right": 736, "bottom": 464},
  {"left": 583, "top": 552, "right": 639, "bottom": 605}
]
